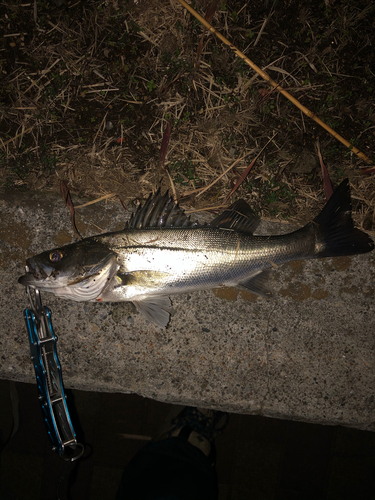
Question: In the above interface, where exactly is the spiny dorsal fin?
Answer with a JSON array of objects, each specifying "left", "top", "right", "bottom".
[
  {"left": 127, "top": 189, "right": 198, "bottom": 229},
  {"left": 210, "top": 200, "right": 260, "bottom": 234}
]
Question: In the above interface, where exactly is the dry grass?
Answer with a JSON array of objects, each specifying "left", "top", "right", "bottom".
[{"left": 0, "top": 0, "right": 374, "bottom": 231}]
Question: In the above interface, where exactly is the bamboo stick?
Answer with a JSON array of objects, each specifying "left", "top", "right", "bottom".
[{"left": 176, "top": 0, "right": 372, "bottom": 165}]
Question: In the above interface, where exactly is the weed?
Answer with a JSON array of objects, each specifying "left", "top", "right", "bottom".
[
  {"left": 147, "top": 80, "right": 157, "bottom": 92},
  {"left": 41, "top": 154, "right": 57, "bottom": 171},
  {"left": 263, "top": 100, "right": 276, "bottom": 114},
  {"left": 161, "top": 50, "right": 193, "bottom": 79},
  {"left": 231, "top": 11, "right": 238, "bottom": 22},
  {"left": 169, "top": 159, "right": 200, "bottom": 187},
  {"left": 245, "top": 178, "right": 297, "bottom": 214}
]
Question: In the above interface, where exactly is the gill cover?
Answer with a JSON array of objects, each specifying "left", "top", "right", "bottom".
[{"left": 18, "top": 239, "right": 119, "bottom": 301}]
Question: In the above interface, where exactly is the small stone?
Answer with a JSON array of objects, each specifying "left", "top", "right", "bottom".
[{"left": 292, "top": 149, "right": 317, "bottom": 173}]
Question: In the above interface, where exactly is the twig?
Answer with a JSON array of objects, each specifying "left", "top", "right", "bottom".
[
  {"left": 186, "top": 204, "right": 228, "bottom": 214},
  {"left": 348, "top": 182, "right": 373, "bottom": 207},
  {"left": 75, "top": 193, "right": 116, "bottom": 209},
  {"left": 166, "top": 168, "right": 177, "bottom": 202},
  {"left": 2, "top": 127, "right": 34, "bottom": 147},
  {"left": 253, "top": 10, "right": 273, "bottom": 47},
  {"left": 196, "top": 153, "right": 250, "bottom": 198},
  {"left": 92, "top": 111, "right": 108, "bottom": 151}
]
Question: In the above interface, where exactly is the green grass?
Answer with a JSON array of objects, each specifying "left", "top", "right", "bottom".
[{"left": 169, "top": 160, "right": 201, "bottom": 187}]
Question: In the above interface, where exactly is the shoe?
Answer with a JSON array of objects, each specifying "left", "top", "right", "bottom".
[
  {"left": 157, "top": 406, "right": 229, "bottom": 464},
  {"left": 169, "top": 407, "right": 229, "bottom": 442}
]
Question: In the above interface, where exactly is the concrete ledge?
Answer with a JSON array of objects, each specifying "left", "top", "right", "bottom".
[{"left": 1, "top": 191, "right": 374, "bottom": 431}]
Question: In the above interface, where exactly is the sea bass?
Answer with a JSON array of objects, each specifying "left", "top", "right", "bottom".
[{"left": 18, "top": 179, "right": 374, "bottom": 327}]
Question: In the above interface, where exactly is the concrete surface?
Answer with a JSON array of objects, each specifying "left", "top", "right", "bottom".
[{"left": 0, "top": 190, "right": 374, "bottom": 431}]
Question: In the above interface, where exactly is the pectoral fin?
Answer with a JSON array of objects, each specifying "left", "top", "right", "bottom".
[
  {"left": 133, "top": 296, "right": 172, "bottom": 327},
  {"left": 238, "top": 269, "right": 273, "bottom": 298},
  {"left": 116, "top": 270, "right": 170, "bottom": 287}
]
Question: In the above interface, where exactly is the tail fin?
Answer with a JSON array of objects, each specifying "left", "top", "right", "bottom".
[{"left": 314, "top": 179, "right": 374, "bottom": 258}]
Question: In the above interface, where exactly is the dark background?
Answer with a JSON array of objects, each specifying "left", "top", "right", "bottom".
[{"left": 0, "top": 379, "right": 374, "bottom": 499}]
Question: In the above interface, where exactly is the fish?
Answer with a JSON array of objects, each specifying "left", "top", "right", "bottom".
[{"left": 18, "top": 179, "right": 374, "bottom": 327}]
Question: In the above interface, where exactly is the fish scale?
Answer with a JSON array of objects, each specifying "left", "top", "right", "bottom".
[
  {"left": 97, "top": 226, "right": 314, "bottom": 298},
  {"left": 18, "top": 180, "right": 374, "bottom": 327}
]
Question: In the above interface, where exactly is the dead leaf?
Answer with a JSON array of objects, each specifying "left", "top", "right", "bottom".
[
  {"left": 60, "top": 180, "right": 82, "bottom": 238},
  {"left": 119, "top": 198, "right": 127, "bottom": 211},
  {"left": 196, "top": 33, "right": 206, "bottom": 67},
  {"left": 196, "top": 0, "right": 220, "bottom": 67},
  {"left": 361, "top": 166, "right": 375, "bottom": 175},
  {"left": 160, "top": 122, "right": 171, "bottom": 170},
  {"left": 316, "top": 140, "right": 333, "bottom": 200},
  {"left": 224, "top": 158, "right": 257, "bottom": 203},
  {"left": 205, "top": 0, "right": 220, "bottom": 22}
]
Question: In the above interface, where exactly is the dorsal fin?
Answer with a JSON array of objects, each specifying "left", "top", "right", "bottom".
[
  {"left": 127, "top": 189, "right": 198, "bottom": 229},
  {"left": 210, "top": 200, "right": 260, "bottom": 234}
]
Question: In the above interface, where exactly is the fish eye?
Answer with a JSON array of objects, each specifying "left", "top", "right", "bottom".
[{"left": 49, "top": 250, "right": 64, "bottom": 263}]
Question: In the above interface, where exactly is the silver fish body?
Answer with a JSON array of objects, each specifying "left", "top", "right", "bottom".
[
  {"left": 18, "top": 180, "right": 374, "bottom": 326},
  {"left": 96, "top": 225, "right": 314, "bottom": 301}
]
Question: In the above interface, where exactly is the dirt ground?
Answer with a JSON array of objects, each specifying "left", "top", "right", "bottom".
[{"left": 0, "top": 0, "right": 374, "bottom": 229}]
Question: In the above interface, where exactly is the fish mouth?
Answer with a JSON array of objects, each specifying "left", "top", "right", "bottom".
[{"left": 18, "top": 258, "right": 50, "bottom": 286}]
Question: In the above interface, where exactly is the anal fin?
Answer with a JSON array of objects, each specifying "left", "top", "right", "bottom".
[
  {"left": 238, "top": 269, "right": 273, "bottom": 298},
  {"left": 133, "top": 296, "right": 172, "bottom": 327}
]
